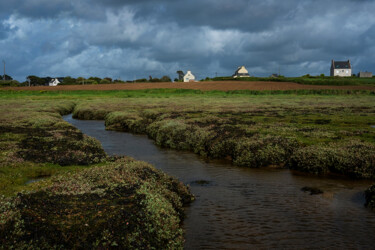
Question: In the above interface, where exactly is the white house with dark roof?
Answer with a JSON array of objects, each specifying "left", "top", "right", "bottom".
[
  {"left": 233, "top": 66, "right": 250, "bottom": 78},
  {"left": 183, "top": 71, "right": 195, "bottom": 82},
  {"left": 330, "top": 60, "right": 352, "bottom": 77},
  {"left": 48, "top": 78, "right": 61, "bottom": 86}
]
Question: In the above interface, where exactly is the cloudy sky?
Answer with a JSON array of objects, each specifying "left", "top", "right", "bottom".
[{"left": 1, "top": 0, "right": 375, "bottom": 82}]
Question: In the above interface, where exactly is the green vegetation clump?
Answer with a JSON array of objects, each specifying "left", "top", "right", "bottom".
[
  {"left": 0, "top": 158, "right": 193, "bottom": 249},
  {"left": 365, "top": 185, "right": 375, "bottom": 209},
  {"left": 289, "top": 141, "right": 375, "bottom": 178}
]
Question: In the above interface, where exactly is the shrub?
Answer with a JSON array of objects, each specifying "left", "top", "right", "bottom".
[
  {"left": 105, "top": 111, "right": 147, "bottom": 134},
  {"left": 233, "top": 136, "right": 299, "bottom": 168},
  {"left": 289, "top": 141, "right": 375, "bottom": 178},
  {"left": 289, "top": 145, "right": 335, "bottom": 175}
]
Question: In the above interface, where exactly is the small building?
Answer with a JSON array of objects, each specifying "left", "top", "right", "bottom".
[
  {"left": 233, "top": 66, "right": 250, "bottom": 78},
  {"left": 183, "top": 71, "right": 195, "bottom": 82},
  {"left": 48, "top": 78, "right": 61, "bottom": 86},
  {"left": 270, "top": 74, "right": 279, "bottom": 78},
  {"left": 358, "top": 71, "right": 373, "bottom": 78},
  {"left": 330, "top": 60, "right": 352, "bottom": 77}
]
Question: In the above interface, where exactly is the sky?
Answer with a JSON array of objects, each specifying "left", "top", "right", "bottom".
[{"left": 0, "top": 0, "right": 375, "bottom": 82}]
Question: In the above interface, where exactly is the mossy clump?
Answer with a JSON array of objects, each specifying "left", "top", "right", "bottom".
[
  {"left": 17, "top": 128, "right": 106, "bottom": 166},
  {"left": 365, "top": 185, "right": 375, "bottom": 209},
  {"left": 0, "top": 157, "right": 194, "bottom": 249},
  {"left": 289, "top": 141, "right": 375, "bottom": 178},
  {"left": 233, "top": 136, "right": 299, "bottom": 168}
]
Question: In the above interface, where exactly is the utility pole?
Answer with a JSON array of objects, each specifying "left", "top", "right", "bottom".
[{"left": 2, "top": 60, "right": 5, "bottom": 81}]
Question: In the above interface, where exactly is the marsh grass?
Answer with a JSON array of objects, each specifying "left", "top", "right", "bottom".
[
  {"left": 67, "top": 92, "right": 375, "bottom": 178},
  {"left": 0, "top": 91, "right": 194, "bottom": 248}
]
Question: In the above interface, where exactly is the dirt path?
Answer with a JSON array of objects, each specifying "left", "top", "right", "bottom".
[{"left": 3, "top": 81, "right": 375, "bottom": 91}]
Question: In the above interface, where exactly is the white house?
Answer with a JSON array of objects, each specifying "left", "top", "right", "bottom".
[
  {"left": 48, "top": 78, "right": 60, "bottom": 86},
  {"left": 233, "top": 66, "right": 250, "bottom": 78},
  {"left": 183, "top": 71, "right": 195, "bottom": 82},
  {"left": 330, "top": 60, "right": 352, "bottom": 77}
]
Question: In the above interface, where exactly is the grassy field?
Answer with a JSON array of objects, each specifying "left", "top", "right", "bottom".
[
  {"left": 208, "top": 76, "right": 375, "bottom": 86},
  {"left": 0, "top": 88, "right": 374, "bottom": 247},
  {"left": 1, "top": 89, "right": 375, "bottom": 178}
]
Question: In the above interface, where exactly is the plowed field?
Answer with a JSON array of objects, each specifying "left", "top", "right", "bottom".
[{"left": 4, "top": 81, "right": 375, "bottom": 91}]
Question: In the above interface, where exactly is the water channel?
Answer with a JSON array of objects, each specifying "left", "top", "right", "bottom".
[{"left": 64, "top": 114, "right": 375, "bottom": 249}]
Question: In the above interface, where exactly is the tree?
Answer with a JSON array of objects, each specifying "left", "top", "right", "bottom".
[
  {"left": 160, "top": 75, "right": 172, "bottom": 82},
  {"left": 76, "top": 77, "right": 86, "bottom": 84},
  {"left": 62, "top": 76, "right": 77, "bottom": 85},
  {"left": 104, "top": 77, "right": 112, "bottom": 83},
  {"left": 1, "top": 74, "right": 13, "bottom": 80},
  {"left": 27, "top": 75, "right": 46, "bottom": 86},
  {"left": 88, "top": 77, "right": 101, "bottom": 84},
  {"left": 100, "top": 79, "right": 111, "bottom": 84},
  {"left": 150, "top": 77, "right": 160, "bottom": 82},
  {"left": 176, "top": 71, "right": 184, "bottom": 81}
]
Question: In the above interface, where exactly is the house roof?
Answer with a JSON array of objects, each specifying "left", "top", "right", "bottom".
[
  {"left": 233, "top": 66, "right": 249, "bottom": 76},
  {"left": 332, "top": 60, "right": 351, "bottom": 69}
]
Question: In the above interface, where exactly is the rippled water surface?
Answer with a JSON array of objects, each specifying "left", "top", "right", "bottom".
[{"left": 64, "top": 115, "right": 375, "bottom": 249}]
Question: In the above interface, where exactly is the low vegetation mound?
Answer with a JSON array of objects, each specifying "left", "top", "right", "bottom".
[
  {"left": 0, "top": 157, "right": 194, "bottom": 249},
  {"left": 289, "top": 141, "right": 375, "bottom": 178},
  {"left": 17, "top": 128, "right": 105, "bottom": 166}
]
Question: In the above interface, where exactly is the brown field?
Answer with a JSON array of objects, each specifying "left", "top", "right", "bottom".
[{"left": 3, "top": 81, "right": 375, "bottom": 91}]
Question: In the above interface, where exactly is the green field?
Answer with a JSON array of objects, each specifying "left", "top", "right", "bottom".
[
  {"left": 207, "top": 75, "right": 375, "bottom": 86},
  {"left": 1, "top": 89, "right": 375, "bottom": 247}
]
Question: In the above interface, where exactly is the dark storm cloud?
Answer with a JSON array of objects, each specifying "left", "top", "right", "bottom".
[
  {"left": 1, "top": 0, "right": 375, "bottom": 81},
  {"left": 0, "top": 0, "right": 73, "bottom": 19}
]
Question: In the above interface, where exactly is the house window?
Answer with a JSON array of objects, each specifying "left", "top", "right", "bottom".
[
  {"left": 342, "top": 70, "right": 344, "bottom": 72},
  {"left": 346, "top": 70, "right": 349, "bottom": 74},
  {"left": 337, "top": 70, "right": 339, "bottom": 74}
]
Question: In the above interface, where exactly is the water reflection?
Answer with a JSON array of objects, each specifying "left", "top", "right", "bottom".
[{"left": 64, "top": 115, "right": 375, "bottom": 249}]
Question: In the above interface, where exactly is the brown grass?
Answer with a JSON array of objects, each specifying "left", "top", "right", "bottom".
[{"left": 4, "top": 81, "right": 375, "bottom": 91}]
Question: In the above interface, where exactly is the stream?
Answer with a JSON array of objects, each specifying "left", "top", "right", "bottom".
[{"left": 64, "top": 114, "right": 375, "bottom": 249}]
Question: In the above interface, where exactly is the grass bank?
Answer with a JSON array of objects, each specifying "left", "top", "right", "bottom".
[
  {"left": 0, "top": 96, "right": 193, "bottom": 248},
  {"left": 67, "top": 91, "right": 375, "bottom": 180}
]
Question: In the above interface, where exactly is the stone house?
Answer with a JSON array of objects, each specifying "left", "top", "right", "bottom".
[
  {"left": 233, "top": 66, "right": 250, "bottom": 78},
  {"left": 358, "top": 71, "right": 373, "bottom": 78},
  {"left": 183, "top": 71, "right": 195, "bottom": 82},
  {"left": 330, "top": 60, "right": 352, "bottom": 77}
]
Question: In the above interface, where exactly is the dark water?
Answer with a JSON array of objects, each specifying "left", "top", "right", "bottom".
[{"left": 64, "top": 114, "right": 375, "bottom": 249}]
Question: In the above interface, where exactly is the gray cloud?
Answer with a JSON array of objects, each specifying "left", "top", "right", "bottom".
[{"left": 1, "top": 0, "right": 375, "bottom": 81}]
